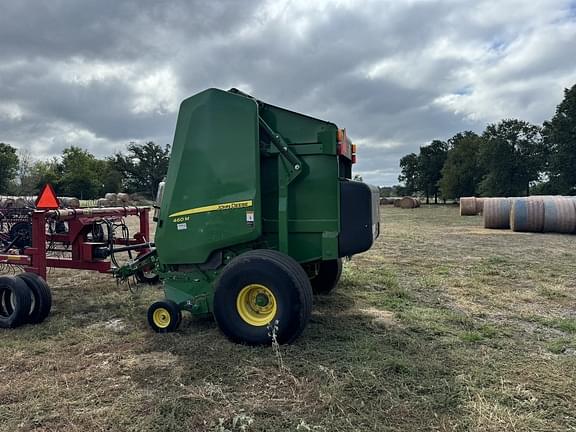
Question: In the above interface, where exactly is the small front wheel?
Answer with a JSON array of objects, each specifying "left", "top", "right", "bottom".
[{"left": 147, "top": 300, "right": 181, "bottom": 333}]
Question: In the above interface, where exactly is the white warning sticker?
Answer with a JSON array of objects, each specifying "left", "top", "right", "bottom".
[
  {"left": 177, "top": 223, "right": 187, "bottom": 231},
  {"left": 246, "top": 210, "right": 254, "bottom": 225}
]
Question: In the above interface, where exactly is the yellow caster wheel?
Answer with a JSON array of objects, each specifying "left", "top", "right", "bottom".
[{"left": 147, "top": 299, "right": 181, "bottom": 333}]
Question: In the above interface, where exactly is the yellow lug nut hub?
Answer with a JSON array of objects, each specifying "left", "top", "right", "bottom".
[
  {"left": 153, "top": 307, "right": 171, "bottom": 328},
  {"left": 236, "top": 284, "right": 277, "bottom": 326}
]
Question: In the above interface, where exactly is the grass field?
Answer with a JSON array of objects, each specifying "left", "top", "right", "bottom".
[{"left": 1, "top": 206, "right": 575, "bottom": 431}]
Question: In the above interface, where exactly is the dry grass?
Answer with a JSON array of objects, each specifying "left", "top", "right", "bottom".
[{"left": 1, "top": 206, "right": 575, "bottom": 431}]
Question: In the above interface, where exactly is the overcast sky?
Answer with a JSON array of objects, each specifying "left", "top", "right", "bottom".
[{"left": 1, "top": 0, "right": 575, "bottom": 185}]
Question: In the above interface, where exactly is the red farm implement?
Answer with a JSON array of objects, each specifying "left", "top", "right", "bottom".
[{"left": 0, "top": 202, "right": 153, "bottom": 329}]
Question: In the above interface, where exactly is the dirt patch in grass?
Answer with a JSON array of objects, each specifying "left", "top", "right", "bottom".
[{"left": 1, "top": 207, "right": 575, "bottom": 431}]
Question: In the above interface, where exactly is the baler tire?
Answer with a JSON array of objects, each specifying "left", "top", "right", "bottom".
[
  {"left": 213, "top": 249, "right": 313, "bottom": 345},
  {"left": 147, "top": 300, "right": 181, "bottom": 333},
  {"left": 0, "top": 275, "right": 33, "bottom": 329},
  {"left": 16, "top": 272, "right": 52, "bottom": 324},
  {"left": 310, "top": 259, "right": 343, "bottom": 295}
]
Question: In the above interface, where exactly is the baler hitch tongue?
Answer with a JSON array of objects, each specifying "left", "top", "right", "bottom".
[{"left": 114, "top": 248, "right": 158, "bottom": 283}]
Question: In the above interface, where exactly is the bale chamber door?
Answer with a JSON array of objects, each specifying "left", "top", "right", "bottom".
[{"left": 155, "top": 89, "right": 261, "bottom": 265}]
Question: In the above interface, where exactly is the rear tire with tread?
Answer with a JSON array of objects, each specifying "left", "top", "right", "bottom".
[
  {"left": 0, "top": 275, "right": 32, "bottom": 328},
  {"left": 214, "top": 249, "right": 313, "bottom": 345},
  {"left": 310, "top": 259, "right": 342, "bottom": 295},
  {"left": 17, "top": 272, "right": 52, "bottom": 324}
]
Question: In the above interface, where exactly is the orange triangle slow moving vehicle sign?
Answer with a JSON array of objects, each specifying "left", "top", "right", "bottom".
[{"left": 35, "top": 184, "right": 60, "bottom": 209}]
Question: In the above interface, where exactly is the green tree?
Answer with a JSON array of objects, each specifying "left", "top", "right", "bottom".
[
  {"left": 0, "top": 143, "right": 19, "bottom": 194},
  {"left": 379, "top": 186, "right": 394, "bottom": 197},
  {"left": 112, "top": 141, "right": 170, "bottom": 198},
  {"left": 31, "top": 159, "right": 61, "bottom": 193},
  {"left": 417, "top": 140, "right": 448, "bottom": 204},
  {"left": 543, "top": 83, "right": 576, "bottom": 194},
  {"left": 398, "top": 153, "right": 420, "bottom": 195},
  {"left": 479, "top": 119, "right": 544, "bottom": 197},
  {"left": 94, "top": 159, "right": 122, "bottom": 195},
  {"left": 439, "top": 132, "right": 484, "bottom": 200},
  {"left": 58, "top": 146, "right": 101, "bottom": 199},
  {"left": 14, "top": 150, "right": 35, "bottom": 195}
]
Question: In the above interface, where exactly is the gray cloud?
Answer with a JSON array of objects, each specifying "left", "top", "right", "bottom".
[{"left": 1, "top": 0, "right": 575, "bottom": 185}]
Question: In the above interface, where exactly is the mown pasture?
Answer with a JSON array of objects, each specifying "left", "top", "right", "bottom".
[{"left": 1, "top": 206, "right": 575, "bottom": 431}]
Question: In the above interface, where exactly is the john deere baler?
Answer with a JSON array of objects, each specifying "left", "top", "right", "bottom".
[{"left": 147, "top": 88, "right": 379, "bottom": 344}]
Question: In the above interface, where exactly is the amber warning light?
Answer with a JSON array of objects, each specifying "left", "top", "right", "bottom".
[{"left": 337, "top": 128, "right": 357, "bottom": 163}]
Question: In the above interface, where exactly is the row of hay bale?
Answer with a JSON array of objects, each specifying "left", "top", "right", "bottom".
[
  {"left": 393, "top": 197, "right": 421, "bottom": 209},
  {"left": 1, "top": 195, "right": 81, "bottom": 209},
  {"left": 380, "top": 196, "right": 421, "bottom": 208},
  {"left": 1, "top": 193, "right": 146, "bottom": 209},
  {"left": 0, "top": 197, "right": 33, "bottom": 208},
  {"left": 483, "top": 196, "right": 576, "bottom": 233},
  {"left": 95, "top": 192, "right": 132, "bottom": 207}
]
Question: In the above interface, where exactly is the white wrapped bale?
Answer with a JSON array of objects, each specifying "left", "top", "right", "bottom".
[
  {"left": 117, "top": 192, "right": 130, "bottom": 203},
  {"left": 97, "top": 198, "right": 111, "bottom": 207}
]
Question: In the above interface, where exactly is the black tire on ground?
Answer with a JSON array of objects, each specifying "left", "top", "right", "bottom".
[
  {"left": 135, "top": 269, "right": 160, "bottom": 285},
  {"left": 310, "top": 259, "right": 343, "bottom": 295},
  {"left": 9, "top": 222, "right": 32, "bottom": 249},
  {"left": 213, "top": 249, "right": 313, "bottom": 345},
  {"left": 0, "top": 275, "right": 33, "bottom": 328},
  {"left": 17, "top": 272, "right": 52, "bottom": 324},
  {"left": 147, "top": 299, "right": 182, "bottom": 333}
]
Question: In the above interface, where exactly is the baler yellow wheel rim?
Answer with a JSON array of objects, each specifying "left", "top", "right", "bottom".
[
  {"left": 152, "top": 307, "right": 171, "bottom": 328},
  {"left": 236, "top": 284, "right": 277, "bottom": 326}
]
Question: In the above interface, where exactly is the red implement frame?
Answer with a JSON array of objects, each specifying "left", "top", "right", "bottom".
[{"left": 0, "top": 206, "right": 150, "bottom": 280}]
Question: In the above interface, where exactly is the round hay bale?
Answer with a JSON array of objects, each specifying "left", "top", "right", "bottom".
[
  {"left": 483, "top": 197, "right": 513, "bottom": 229},
  {"left": 542, "top": 196, "right": 576, "bottom": 233},
  {"left": 399, "top": 196, "right": 419, "bottom": 209},
  {"left": 117, "top": 192, "right": 130, "bottom": 203},
  {"left": 460, "top": 197, "right": 478, "bottom": 216},
  {"left": 104, "top": 193, "right": 118, "bottom": 202},
  {"left": 14, "top": 197, "right": 27, "bottom": 208},
  {"left": 393, "top": 199, "right": 401, "bottom": 207},
  {"left": 1, "top": 198, "right": 15, "bottom": 208},
  {"left": 510, "top": 197, "right": 545, "bottom": 232},
  {"left": 97, "top": 198, "right": 111, "bottom": 207},
  {"left": 475, "top": 197, "right": 485, "bottom": 214},
  {"left": 59, "top": 197, "right": 80, "bottom": 209},
  {"left": 380, "top": 197, "right": 393, "bottom": 205}
]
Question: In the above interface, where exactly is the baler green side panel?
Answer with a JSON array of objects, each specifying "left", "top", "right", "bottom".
[
  {"left": 155, "top": 89, "right": 261, "bottom": 265},
  {"left": 259, "top": 104, "right": 340, "bottom": 263}
]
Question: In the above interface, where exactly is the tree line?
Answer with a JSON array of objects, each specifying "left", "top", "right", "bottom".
[
  {"left": 0, "top": 141, "right": 170, "bottom": 200},
  {"left": 397, "top": 83, "right": 576, "bottom": 203}
]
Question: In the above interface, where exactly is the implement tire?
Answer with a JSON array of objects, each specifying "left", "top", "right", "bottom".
[
  {"left": 310, "top": 259, "right": 342, "bottom": 295},
  {"left": 135, "top": 269, "right": 160, "bottom": 285},
  {"left": 17, "top": 272, "right": 52, "bottom": 324},
  {"left": 213, "top": 249, "right": 312, "bottom": 345},
  {"left": 0, "top": 275, "right": 32, "bottom": 328}
]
